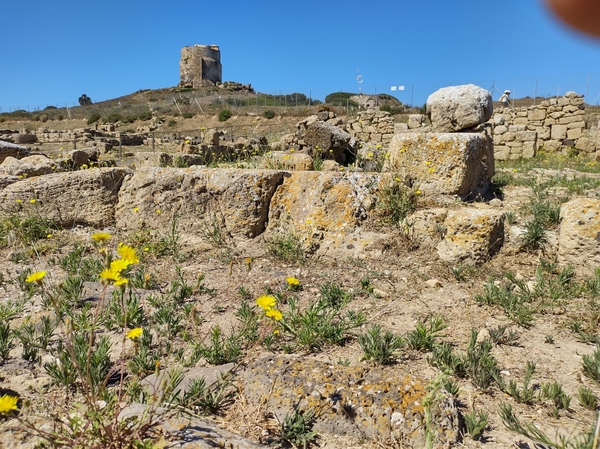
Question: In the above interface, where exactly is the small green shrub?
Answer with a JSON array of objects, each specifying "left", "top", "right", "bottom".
[
  {"left": 464, "top": 410, "right": 489, "bottom": 441},
  {"left": 277, "top": 409, "right": 318, "bottom": 448},
  {"left": 378, "top": 177, "right": 417, "bottom": 226},
  {"left": 182, "top": 112, "right": 194, "bottom": 119},
  {"left": 218, "top": 109, "right": 232, "bottom": 122},
  {"left": 103, "top": 112, "right": 122, "bottom": 123},
  {"left": 87, "top": 112, "right": 101, "bottom": 124},
  {"left": 264, "top": 109, "right": 275, "bottom": 119},
  {"left": 359, "top": 325, "right": 404, "bottom": 364}
]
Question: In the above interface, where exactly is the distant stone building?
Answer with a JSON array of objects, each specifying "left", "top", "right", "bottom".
[{"left": 179, "top": 44, "right": 222, "bottom": 88}]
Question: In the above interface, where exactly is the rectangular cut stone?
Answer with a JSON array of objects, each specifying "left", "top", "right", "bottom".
[
  {"left": 508, "top": 125, "right": 526, "bottom": 132},
  {"left": 385, "top": 132, "right": 493, "bottom": 198},
  {"left": 528, "top": 109, "right": 546, "bottom": 120},
  {"left": 513, "top": 118, "right": 528, "bottom": 125},
  {"left": 559, "top": 115, "right": 585, "bottom": 125},
  {"left": 567, "top": 128, "right": 582, "bottom": 139},
  {"left": 522, "top": 141, "right": 536, "bottom": 158},
  {"left": 551, "top": 124, "right": 567, "bottom": 140},
  {"left": 494, "top": 146, "right": 510, "bottom": 160},
  {"left": 516, "top": 131, "right": 537, "bottom": 141}
]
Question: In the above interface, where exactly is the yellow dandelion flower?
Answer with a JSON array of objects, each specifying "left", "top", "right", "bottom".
[
  {"left": 265, "top": 308, "right": 283, "bottom": 321},
  {"left": 133, "top": 207, "right": 139, "bottom": 213},
  {"left": 144, "top": 247, "right": 149, "bottom": 252},
  {"left": 273, "top": 329, "right": 280, "bottom": 336},
  {"left": 156, "top": 209, "right": 161, "bottom": 215},
  {"left": 29, "top": 199, "right": 36, "bottom": 204},
  {"left": 15, "top": 199, "right": 22, "bottom": 203},
  {"left": 416, "top": 189, "right": 422, "bottom": 195},
  {"left": 47, "top": 234, "right": 53, "bottom": 239},
  {"left": 395, "top": 177, "right": 402, "bottom": 182},
  {"left": 426, "top": 161, "right": 431, "bottom": 165},
  {"left": 99, "top": 267, "right": 120, "bottom": 282},
  {"left": 91, "top": 232, "right": 111, "bottom": 243},
  {"left": 429, "top": 167, "right": 435, "bottom": 173},
  {"left": 256, "top": 295, "right": 276, "bottom": 310},
  {"left": 117, "top": 245, "right": 139, "bottom": 265},
  {"left": 185, "top": 140, "right": 190, "bottom": 144},
  {"left": 290, "top": 148, "right": 295, "bottom": 153},
  {"left": 0, "top": 395, "right": 19, "bottom": 414},
  {"left": 126, "top": 328, "right": 143, "bottom": 340},
  {"left": 17, "top": 175, "right": 23, "bottom": 179},
  {"left": 110, "top": 258, "right": 130, "bottom": 274},
  {"left": 286, "top": 277, "right": 300, "bottom": 287},
  {"left": 26, "top": 271, "right": 46, "bottom": 283},
  {"left": 512, "top": 168, "right": 518, "bottom": 173},
  {"left": 114, "top": 277, "right": 129, "bottom": 287},
  {"left": 385, "top": 153, "right": 390, "bottom": 158},
  {"left": 367, "top": 152, "right": 373, "bottom": 158},
  {"left": 376, "top": 145, "right": 381, "bottom": 149}
]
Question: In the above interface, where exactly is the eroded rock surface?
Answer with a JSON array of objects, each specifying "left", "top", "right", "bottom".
[{"left": 241, "top": 355, "right": 461, "bottom": 446}]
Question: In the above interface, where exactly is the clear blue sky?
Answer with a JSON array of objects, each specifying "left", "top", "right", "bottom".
[{"left": 1, "top": 0, "right": 599, "bottom": 112}]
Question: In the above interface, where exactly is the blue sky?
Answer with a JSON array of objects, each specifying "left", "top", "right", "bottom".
[{"left": 1, "top": 0, "right": 599, "bottom": 112}]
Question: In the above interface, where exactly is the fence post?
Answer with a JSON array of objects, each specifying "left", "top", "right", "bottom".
[
  {"left": 73, "top": 137, "right": 76, "bottom": 150},
  {"left": 152, "top": 133, "right": 155, "bottom": 152},
  {"left": 119, "top": 134, "right": 122, "bottom": 161}
]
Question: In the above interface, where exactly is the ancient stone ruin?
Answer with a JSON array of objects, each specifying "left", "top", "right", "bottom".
[{"left": 179, "top": 44, "right": 222, "bottom": 88}]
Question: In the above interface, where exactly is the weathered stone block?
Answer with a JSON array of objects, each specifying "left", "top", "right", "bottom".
[
  {"left": 0, "top": 168, "right": 128, "bottom": 228},
  {"left": 551, "top": 124, "right": 568, "bottom": 140},
  {"left": 115, "top": 168, "right": 284, "bottom": 238},
  {"left": 558, "top": 198, "right": 600, "bottom": 276},
  {"left": 527, "top": 109, "right": 546, "bottom": 121},
  {"left": 385, "top": 132, "right": 494, "bottom": 198},
  {"left": 437, "top": 208, "right": 505, "bottom": 265},
  {"left": 241, "top": 355, "right": 460, "bottom": 445}
]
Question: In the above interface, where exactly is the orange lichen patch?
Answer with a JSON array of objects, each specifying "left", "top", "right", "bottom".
[{"left": 240, "top": 355, "right": 459, "bottom": 444}]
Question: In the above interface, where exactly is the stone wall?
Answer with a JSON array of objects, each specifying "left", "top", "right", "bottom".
[
  {"left": 346, "top": 110, "right": 395, "bottom": 144},
  {"left": 490, "top": 92, "right": 598, "bottom": 160},
  {"left": 179, "top": 44, "right": 222, "bottom": 88}
]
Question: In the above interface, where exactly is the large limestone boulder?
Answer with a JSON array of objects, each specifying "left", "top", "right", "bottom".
[
  {"left": 426, "top": 84, "right": 493, "bottom": 132},
  {"left": 0, "top": 155, "right": 55, "bottom": 178},
  {"left": 0, "top": 140, "right": 30, "bottom": 164},
  {"left": 557, "top": 198, "right": 600, "bottom": 276},
  {"left": 115, "top": 168, "right": 285, "bottom": 238},
  {"left": 241, "top": 355, "right": 461, "bottom": 446},
  {"left": 437, "top": 208, "right": 505, "bottom": 265},
  {"left": 0, "top": 168, "right": 128, "bottom": 228},
  {"left": 384, "top": 132, "right": 494, "bottom": 198},
  {"left": 304, "top": 121, "right": 353, "bottom": 163}
]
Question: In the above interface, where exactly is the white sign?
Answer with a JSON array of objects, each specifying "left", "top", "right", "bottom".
[
  {"left": 398, "top": 85, "right": 405, "bottom": 91},
  {"left": 390, "top": 86, "right": 397, "bottom": 91}
]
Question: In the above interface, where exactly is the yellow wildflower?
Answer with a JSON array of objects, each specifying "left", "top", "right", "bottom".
[
  {"left": 376, "top": 145, "right": 381, "bottom": 149},
  {"left": 117, "top": 245, "right": 139, "bottom": 265},
  {"left": 47, "top": 234, "right": 53, "bottom": 239},
  {"left": 110, "top": 258, "right": 130, "bottom": 273},
  {"left": 416, "top": 189, "right": 422, "bottom": 195},
  {"left": 156, "top": 209, "right": 161, "bottom": 215},
  {"left": 256, "top": 295, "right": 276, "bottom": 310},
  {"left": 126, "top": 328, "right": 143, "bottom": 340},
  {"left": 91, "top": 232, "right": 111, "bottom": 243},
  {"left": 15, "top": 199, "right": 22, "bottom": 203},
  {"left": 114, "top": 277, "right": 129, "bottom": 287},
  {"left": 273, "top": 329, "right": 280, "bottom": 336},
  {"left": 26, "top": 271, "right": 46, "bottom": 283},
  {"left": 426, "top": 161, "right": 431, "bottom": 165},
  {"left": 265, "top": 308, "right": 283, "bottom": 321},
  {"left": 99, "top": 267, "right": 120, "bottom": 282},
  {"left": 429, "top": 168, "right": 435, "bottom": 173},
  {"left": 133, "top": 207, "right": 139, "bottom": 213},
  {"left": 286, "top": 277, "right": 300, "bottom": 287},
  {"left": 29, "top": 199, "right": 36, "bottom": 204},
  {"left": 0, "top": 395, "right": 19, "bottom": 414}
]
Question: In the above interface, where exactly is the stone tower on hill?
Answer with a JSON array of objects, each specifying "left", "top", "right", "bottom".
[{"left": 179, "top": 44, "right": 222, "bottom": 88}]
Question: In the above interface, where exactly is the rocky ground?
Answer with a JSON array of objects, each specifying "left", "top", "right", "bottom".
[{"left": 0, "top": 172, "right": 599, "bottom": 448}]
